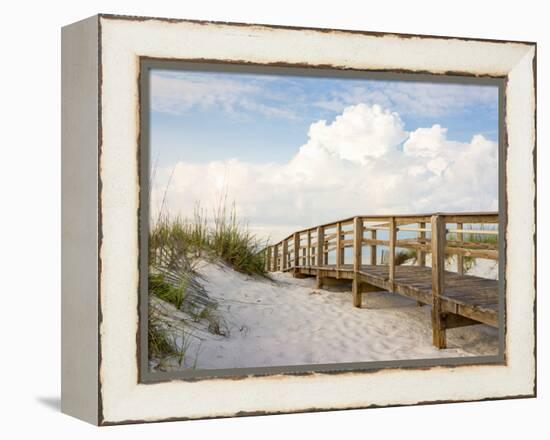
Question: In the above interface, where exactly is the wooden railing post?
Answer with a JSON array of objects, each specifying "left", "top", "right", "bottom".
[
  {"left": 316, "top": 227, "right": 324, "bottom": 267},
  {"left": 265, "top": 246, "right": 271, "bottom": 272},
  {"left": 336, "top": 222, "right": 342, "bottom": 278},
  {"left": 352, "top": 216, "right": 363, "bottom": 307},
  {"left": 418, "top": 222, "right": 426, "bottom": 267},
  {"left": 274, "top": 244, "right": 279, "bottom": 271},
  {"left": 456, "top": 222, "right": 464, "bottom": 275},
  {"left": 340, "top": 225, "right": 345, "bottom": 267},
  {"left": 415, "top": 222, "right": 427, "bottom": 306},
  {"left": 389, "top": 217, "right": 396, "bottom": 292},
  {"left": 316, "top": 226, "right": 324, "bottom": 288},
  {"left": 431, "top": 214, "right": 447, "bottom": 349},
  {"left": 282, "top": 239, "right": 288, "bottom": 271},
  {"left": 293, "top": 232, "right": 299, "bottom": 276},
  {"left": 370, "top": 229, "right": 377, "bottom": 266},
  {"left": 307, "top": 230, "right": 311, "bottom": 267}
]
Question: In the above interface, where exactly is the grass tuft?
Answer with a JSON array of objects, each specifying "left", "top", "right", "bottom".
[
  {"left": 209, "top": 200, "right": 267, "bottom": 275},
  {"left": 150, "top": 199, "right": 267, "bottom": 276},
  {"left": 149, "top": 273, "right": 186, "bottom": 309},
  {"left": 148, "top": 308, "right": 178, "bottom": 359},
  {"left": 448, "top": 223, "right": 498, "bottom": 245},
  {"left": 395, "top": 249, "right": 417, "bottom": 266}
]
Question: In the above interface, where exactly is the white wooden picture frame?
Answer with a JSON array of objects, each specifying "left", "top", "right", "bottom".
[{"left": 61, "top": 14, "right": 536, "bottom": 425}]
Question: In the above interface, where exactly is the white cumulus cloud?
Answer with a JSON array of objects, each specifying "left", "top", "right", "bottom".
[
  {"left": 303, "top": 104, "right": 407, "bottom": 162},
  {"left": 152, "top": 104, "right": 498, "bottom": 242}
]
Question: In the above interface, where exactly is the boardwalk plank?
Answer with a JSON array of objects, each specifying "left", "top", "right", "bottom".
[{"left": 299, "top": 263, "right": 498, "bottom": 327}]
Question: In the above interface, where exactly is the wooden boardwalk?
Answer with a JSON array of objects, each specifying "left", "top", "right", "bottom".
[{"left": 264, "top": 212, "right": 500, "bottom": 349}]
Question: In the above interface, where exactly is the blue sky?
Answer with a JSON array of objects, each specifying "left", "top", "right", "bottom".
[
  {"left": 149, "top": 68, "right": 499, "bottom": 241},
  {"left": 150, "top": 69, "right": 498, "bottom": 167}
]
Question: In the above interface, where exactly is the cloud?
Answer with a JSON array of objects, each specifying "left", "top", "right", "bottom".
[
  {"left": 150, "top": 72, "right": 257, "bottom": 114},
  {"left": 152, "top": 103, "right": 498, "bottom": 242},
  {"left": 150, "top": 71, "right": 298, "bottom": 120},
  {"left": 151, "top": 71, "right": 498, "bottom": 129},
  {"left": 314, "top": 82, "right": 498, "bottom": 118},
  {"left": 301, "top": 104, "right": 407, "bottom": 162}
]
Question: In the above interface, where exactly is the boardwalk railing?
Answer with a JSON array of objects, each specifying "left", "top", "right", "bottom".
[{"left": 264, "top": 212, "right": 499, "bottom": 348}]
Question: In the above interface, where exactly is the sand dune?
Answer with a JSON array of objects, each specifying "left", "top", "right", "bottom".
[{"left": 151, "top": 259, "right": 498, "bottom": 372}]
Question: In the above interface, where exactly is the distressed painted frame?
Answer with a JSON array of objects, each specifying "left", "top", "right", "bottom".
[
  {"left": 139, "top": 60, "right": 507, "bottom": 382},
  {"left": 61, "top": 14, "right": 536, "bottom": 425}
]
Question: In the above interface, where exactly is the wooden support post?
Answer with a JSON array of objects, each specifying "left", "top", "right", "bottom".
[
  {"left": 352, "top": 216, "right": 363, "bottom": 307},
  {"left": 293, "top": 232, "right": 299, "bottom": 276},
  {"left": 370, "top": 229, "right": 377, "bottom": 266},
  {"left": 316, "top": 226, "right": 324, "bottom": 289},
  {"left": 307, "top": 230, "right": 311, "bottom": 267},
  {"left": 431, "top": 214, "right": 447, "bottom": 349},
  {"left": 353, "top": 217, "right": 362, "bottom": 272},
  {"left": 316, "top": 226, "right": 324, "bottom": 267},
  {"left": 340, "top": 227, "right": 345, "bottom": 266},
  {"left": 456, "top": 222, "right": 464, "bottom": 275},
  {"left": 418, "top": 222, "right": 426, "bottom": 267},
  {"left": 282, "top": 239, "right": 288, "bottom": 271},
  {"left": 274, "top": 244, "right": 279, "bottom": 271},
  {"left": 416, "top": 222, "right": 426, "bottom": 306},
  {"left": 266, "top": 246, "right": 271, "bottom": 272},
  {"left": 389, "top": 217, "right": 396, "bottom": 292},
  {"left": 336, "top": 222, "right": 342, "bottom": 278}
]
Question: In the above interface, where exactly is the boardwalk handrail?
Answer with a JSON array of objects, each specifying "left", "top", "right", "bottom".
[
  {"left": 265, "top": 212, "right": 498, "bottom": 274},
  {"left": 264, "top": 212, "right": 499, "bottom": 349}
]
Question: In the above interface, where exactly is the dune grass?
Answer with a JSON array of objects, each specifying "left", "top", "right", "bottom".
[
  {"left": 448, "top": 223, "right": 498, "bottom": 245},
  {"left": 148, "top": 199, "right": 264, "bottom": 369},
  {"left": 149, "top": 273, "right": 187, "bottom": 309},
  {"left": 148, "top": 308, "right": 178, "bottom": 359},
  {"left": 395, "top": 249, "right": 417, "bottom": 265},
  {"left": 210, "top": 202, "right": 267, "bottom": 276},
  {"left": 150, "top": 201, "right": 268, "bottom": 277},
  {"left": 148, "top": 303, "right": 206, "bottom": 370}
]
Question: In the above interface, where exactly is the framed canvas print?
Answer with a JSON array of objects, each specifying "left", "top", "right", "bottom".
[{"left": 61, "top": 14, "right": 536, "bottom": 425}]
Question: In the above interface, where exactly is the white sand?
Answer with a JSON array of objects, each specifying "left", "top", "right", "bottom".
[{"left": 151, "top": 258, "right": 498, "bottom": 371}]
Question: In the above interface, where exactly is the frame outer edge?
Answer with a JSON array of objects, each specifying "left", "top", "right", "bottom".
[
  {"left": 95, "top": 16, "right": 537, "bottom": 424},
  {"left": 61, "top": 14, "right": 100, "bottom": 425}
]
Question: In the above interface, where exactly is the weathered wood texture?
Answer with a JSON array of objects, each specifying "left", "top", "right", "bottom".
[
  {"left": 294, "top": 234, "right": 300, "bottom": 266},
  {"left": 336, "top": 222, "right": 342, "bottom": 278},
  {"left": 352, "top": 217, "right": 363, "bottom": 307},
  {"left": 389, "top": 217, "right": 396, "bottom": 291},
  {"left": 418, "top": 221, "right": 426, "bottom": 267},
  {"left": 307, "top": 230, "right": 311, "bottom": 266},
  {"left": 370, "top": 229, "right": 377, "bottom": 266},
  {"left": 282, "top": 239, "right": 288, "bottom": 271},
  {"left": 431, "top": 215, "right": 447, "bottom": 348},
  {"left": 274, "top": 244, "right": 279, "bottom": 271},
  {"left": 456, "top": 222, "right": 464, "bottom": 275},
  {"left": 264, "top": 212, "right": 499, "bottom": 349}
]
